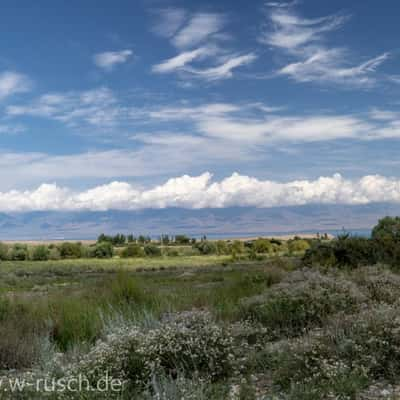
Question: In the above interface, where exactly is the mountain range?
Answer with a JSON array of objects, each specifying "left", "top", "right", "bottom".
[{"left": 0, "top": 202, "right": 399, "bottom": 240}]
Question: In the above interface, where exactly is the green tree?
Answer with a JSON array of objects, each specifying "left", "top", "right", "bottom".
[{"left": 372, "top": 216, "right": 400, "bottom": 242}]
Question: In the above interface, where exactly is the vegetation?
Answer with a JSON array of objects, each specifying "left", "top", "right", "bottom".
[{"left": 2, "top": 218, "right": 400, "bottom": 398}]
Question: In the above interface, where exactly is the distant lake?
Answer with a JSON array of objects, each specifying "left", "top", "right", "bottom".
[{"left": 190, "top": 228, "right": 372, "bottom": 240}]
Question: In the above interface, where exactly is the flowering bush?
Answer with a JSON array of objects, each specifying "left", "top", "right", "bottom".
[
  {"left": 353, "top": 266, "right": 400, "bottom": 304},
  {"left": 240, "top": 269, "right": 366, "bottom": 339},
  {"left": 64, "top": 311, "right": 238, "bottom": 397},
  {"left": 266, "top": 304, "right": 400, "bottom": 399}
]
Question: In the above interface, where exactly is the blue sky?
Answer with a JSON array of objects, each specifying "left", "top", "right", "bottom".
[{"left": 0, "top": 0, "right": 400, "bottom": 211}]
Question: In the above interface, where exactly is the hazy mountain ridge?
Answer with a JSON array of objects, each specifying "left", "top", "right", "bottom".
[{"left": 0, "top": 203, "right": 398, "bottom": 240}]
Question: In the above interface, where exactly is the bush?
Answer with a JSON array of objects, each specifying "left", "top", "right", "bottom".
[
  {"left": 352, "top": 266, "right": 400, "bottom": 304},
  {"left": 288, "top": 239, "right": 310, "bottom": 254},
  {"left": 0, "top": 242, "right": 8, "bottom": 260},
  {"left": 240, "top": 269, "right": 365, "bottom": 339},
  {"left": 74, "top": 311, "right": 237, "bottom": 396},
  {"left": 165, "top": 248, "right": 179, "bottom": 257},
  {"left": 58, "top": 242, "right": 83, "bottom": 259},
  {"left": 121, "top": 243, "right": 145, "bottom": 258},
  {"left": 252, "top": 239, "right": 274, "bottom": 254},
  {"left": 144, "top": 244, "right": 161, "bottom": 257},
  {"left": 215, "top": 240, "right": 229, "bottom": 255},
  {"left": 9, "top": 244, "right": 29, "bottom": 261},
  {"left": 174, "top": 235, "right": 191, "bottom": 245},
  {"left": 195, "top": 240, "right": 217, "bottom": 255},
  {"left": 268, "top": 304, "right": 400, "bottom": 398},
  {"left": 229, "top": 240, "right": 245, "bottom": 255},
  {"left": 89, "top": 241, "right": 114, "bottom": 258},
  {"left": 30, "top": 245, "right": 49, "bottom": 261},
  {"left": 302, "top": 235, "right": 377, "bottom": 268},
  {"left": 48, "top": 247, "right": 61, "bottom": 260}
]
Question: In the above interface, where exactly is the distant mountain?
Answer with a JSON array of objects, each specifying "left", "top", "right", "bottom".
[{"left": 0, "top": 203, "right": 399, "bottom": 240}]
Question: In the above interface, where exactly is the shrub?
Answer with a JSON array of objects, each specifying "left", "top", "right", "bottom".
[
  {"left": 174, "top": 235, "right": 191, "bottom": 245},
  {"left": 215, "top": 240, "right": 229, "bottom": 255},
  {"left": 121, "top": 244, "right": 145, "bottom": 258},
  {"left": 9, "top": 243, "right": 29, "bottom": 261},
  {"left": 240, "top": 269, "right": 365, "bottom": 339},
  {"left": 352, "top": 266, "right": 400, "bottom": 304},
  {"left": 31, "top": 245, "right": 49, "bottom": 261},
  {"left": 58, "top": 242, "right": 83, "bottom": 259},
  {"left": 230, "top": 240, "right": 245, "bottom": 255},
  {"left": 165, "top": 248, "right": 179, "bottom": 257},
  {"left": 252, "top": 239, "right": 274, "bottom": 254},
  {"left": 303, "top": 235, "right": 377, "bottom": 268},
  {"left": 0, "top": 242, "right": 8, "bottom": 260},
  {"left": 268, "top": 304, "right": 400, "bottom": 399},
  {"left": 89, "top": 241, "right": 114, "bottom": 258},
  {"left": 195, "top": 240, "right": 217, "bottom": 255},
  {"left": 73, "top": 311, "right": 237, "bottom": 396},
  {"left": 288, "top": 238, "right": 310, "bottom": 254},
  {"left": 143, "top": 244, "right": 162, "bottom": 257},
  {"left": 48, "top": 247, "right": 61, "bottom": 260}
]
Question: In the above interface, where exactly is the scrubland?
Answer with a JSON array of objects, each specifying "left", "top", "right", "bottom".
[{"left": 0, "top": 218, "right": 400, "bottom": 399}]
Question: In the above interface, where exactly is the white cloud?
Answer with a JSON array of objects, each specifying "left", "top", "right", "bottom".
[
  {"left": 262, "top": 5, "right": 389, "bottom": 86},
  {"left": 278, "top": 49, "right": 389, "bottom": 85},
  {"left": 186, "top": 53, "right": 258, "bottom": 80},
  {"left": 152, "top": 47, "right": 212, "bottom": 73},
  {"left": 93, "top": 50, "right": 133, "bottom": 70},
  {"left": 0, "top": 172, "right": 400, "bottom": 212},
  {"left": 0, "top": 124, "right": 25, "bottom": 135},
  {"left": 262, "top": 8, "right": 347, "bottom": 52},
  {"left": 172, "top": 13, "right": 225, "bottom": 49},
  {"left": 151, "top": 9, "right": 254, "bottom": 81},
  {"left": 0, "top": 71, "right": 31, "bottom": 100},
  {"left": 6, "top": 87, "right": 120, "bottom": 129},
  {"left": 152, "top": 8, "right": 187, "bottom": 38}
]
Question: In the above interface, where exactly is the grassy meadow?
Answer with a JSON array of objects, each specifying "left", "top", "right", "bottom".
[{"left": 1, "top": 219, "right": 400, "bottom": 399}]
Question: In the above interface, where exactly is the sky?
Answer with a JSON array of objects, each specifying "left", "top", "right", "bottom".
[{"left": 0, "top": 0, "right": 400, "bottom": 211}]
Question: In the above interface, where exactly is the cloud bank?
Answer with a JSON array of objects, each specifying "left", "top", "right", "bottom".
[{"left": 1, "top": 173, "right": 399, "bottom": 212}]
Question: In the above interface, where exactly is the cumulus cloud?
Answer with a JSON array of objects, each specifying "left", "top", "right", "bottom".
[
  {"left": 0, "top": 172, "right": 400, "bottom": 212},
  {"left": 0, "top": 71, "right": 31, "bottom": 100},
  {"left": 93, "top": 50, "right": 133, "bottom": 70}
]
